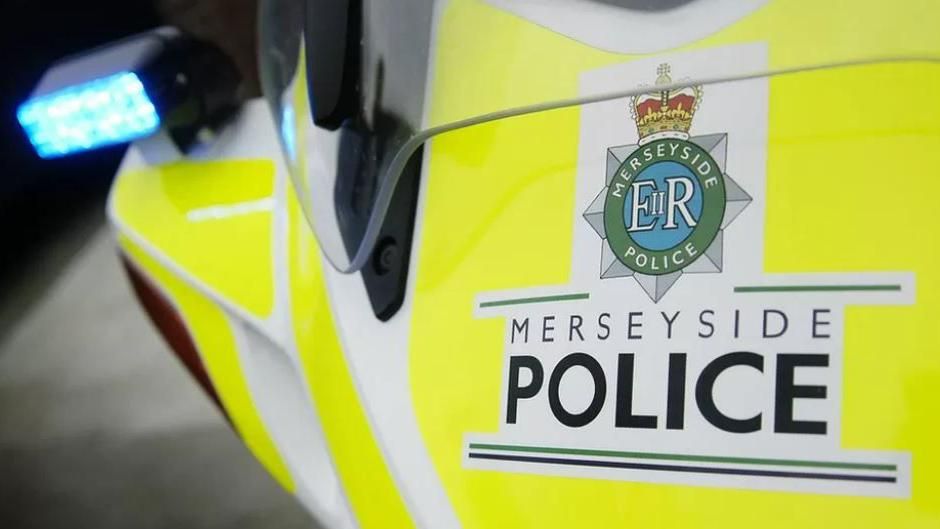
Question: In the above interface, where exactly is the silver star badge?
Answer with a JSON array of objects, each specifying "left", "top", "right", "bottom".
[{"left": 583, "top": 133, "right": 752, "bottom": 302}]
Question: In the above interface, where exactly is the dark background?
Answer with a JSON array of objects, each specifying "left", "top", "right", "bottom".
[{"left": 0, "top": 0, "right": 159, "bottom": 330}]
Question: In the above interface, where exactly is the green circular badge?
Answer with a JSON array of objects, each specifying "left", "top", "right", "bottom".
[{"left": 603, "top": 138, "right": 726, "bottom": 276}]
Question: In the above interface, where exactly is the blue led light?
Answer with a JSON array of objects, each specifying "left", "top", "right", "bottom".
[{"left": 17, "top": 71, "right": 160, "bottom": 158}]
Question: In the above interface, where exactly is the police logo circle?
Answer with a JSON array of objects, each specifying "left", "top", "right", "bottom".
[{"left": 603, "top": 139, "right": 726, "bottom": 276}]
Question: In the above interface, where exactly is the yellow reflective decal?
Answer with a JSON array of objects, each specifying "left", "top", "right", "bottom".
[
  {"left": 111, "top": 159, "right": 276, "bottom": 317},
  {"left": 765, "top": 63, "right": 940, "bottom": 507},
  {"left": 119, "top": 234, "right": 295, "bottom": 492},
  {"left": 410, "top": 0, "right": 940, "bottom": 527},
  {"left": 286, "top": 187, "right": 416, "bottom": 529}
]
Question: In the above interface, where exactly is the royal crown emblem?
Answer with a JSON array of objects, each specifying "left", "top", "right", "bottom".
[{"left": 631, "top": 64, "right": 703, "bottom": 145}]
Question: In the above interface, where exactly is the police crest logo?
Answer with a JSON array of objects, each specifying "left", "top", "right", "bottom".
[{"left": 583, "top": 64, "right": 752, "bottom": 301}]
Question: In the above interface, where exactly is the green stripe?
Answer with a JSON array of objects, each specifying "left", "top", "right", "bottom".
[
  {"left": 467, "top": 443, "right": 896, "bottom": 472},
  {"left": 479, "top": 293, "right": 589, "bottom": 308},
  {"left": 735, "top": 285, "right": 901, "bottom": 293}
]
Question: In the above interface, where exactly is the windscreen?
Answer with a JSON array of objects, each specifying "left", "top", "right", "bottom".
[{"left": 260, "top": 0, "right": 940, "bottom": 273}]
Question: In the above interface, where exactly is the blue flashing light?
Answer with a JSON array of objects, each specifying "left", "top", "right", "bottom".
[{"left": 17, "top": 72, "right": 160, "bottom": 159}]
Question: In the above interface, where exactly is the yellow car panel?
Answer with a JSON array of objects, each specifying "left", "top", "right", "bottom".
[
  {"left": 287, "top": 187, "right": 417, "bottom": 529},
  {"left": 119, "top": 234, "right": 295, "bottom": 492},
  {"left": 111, "top": 159, "right": 276, "bottom": 318}
]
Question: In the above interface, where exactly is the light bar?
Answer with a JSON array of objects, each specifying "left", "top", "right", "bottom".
[
  {"left": 16, "top": 28, "right": 242, "bottom": 159},
  {"left": 17, "top": 72, "right": 160, "bottom": 159}
]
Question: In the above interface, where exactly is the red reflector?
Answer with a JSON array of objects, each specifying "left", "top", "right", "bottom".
[{"left": 120, "top": 254, "right": 229, "bottom": 418}]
